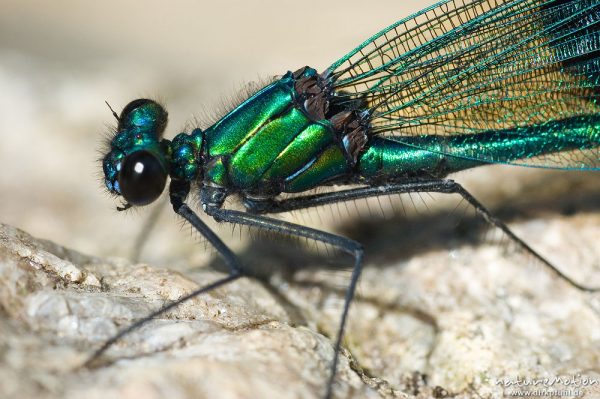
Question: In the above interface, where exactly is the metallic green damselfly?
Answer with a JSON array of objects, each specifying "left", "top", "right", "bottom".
[{"left": 95, "top": 0, "right": 599, "bottom": 397}]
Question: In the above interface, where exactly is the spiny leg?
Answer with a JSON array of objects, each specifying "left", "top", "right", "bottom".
[
  {"left": 259, "top": 178, "right": 599, "bottom": 293},
  {"left": 437, "top": 181, "right": 598, "bottom": 293},
  {"left": 83, "top": 270, "right": 240, "bottom": 368},
  {"left": 84, "top": 181, "right": 244, "bottom": 368},
  {"left": 204, "top": 205, "right": 363, "bottom": 399}
]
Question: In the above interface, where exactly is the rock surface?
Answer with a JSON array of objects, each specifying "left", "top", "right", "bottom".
[
  {"left": 1, "top": 200, "right": 599, "bottom": 398},
  {"left": 1, "top": 1, "right": 600, "bottom": 398},
  {"left": 0, "top": 223, "right": 368, "bottom": 398}
]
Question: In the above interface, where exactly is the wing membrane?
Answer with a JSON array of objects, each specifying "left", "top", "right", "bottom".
[{"left": 328, "top": 0, "right": 600, "bottom": 169}]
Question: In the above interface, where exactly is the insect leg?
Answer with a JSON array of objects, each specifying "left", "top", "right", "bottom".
[
  {"left": 84, "top": 181, "right": 244, "bottom": 368},
  {"left": 431, "top": 179, "right": 600, "bottom": 293},
  {"left": 258, "top": 179, "right": 599, "bottom": 292},
  {"left": 204, "top": 205, "right": 363, "bottom": 399}
]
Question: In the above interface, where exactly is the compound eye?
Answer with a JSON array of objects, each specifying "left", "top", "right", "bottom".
[{"left": 118, "top": 151, "right": 167, "bottom": 206}]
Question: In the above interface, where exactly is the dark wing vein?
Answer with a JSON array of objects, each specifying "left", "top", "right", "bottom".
[{"left": 328, "top": 0, "right": 600, "bottom": 169}]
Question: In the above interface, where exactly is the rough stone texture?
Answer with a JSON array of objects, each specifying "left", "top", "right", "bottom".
[
  {"left": 1, "top": 198, "right": 599, "bottom": 399},
  {"left": 0, "top": 223, "right": 373, "bottom": 398},
  {"left": 2, "top": 1, "right": 600, "bottom": 398}
]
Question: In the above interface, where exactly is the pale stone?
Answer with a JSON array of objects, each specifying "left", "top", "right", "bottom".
[{"left": 1, "top": 209, "right": 598, "bottom": 399}]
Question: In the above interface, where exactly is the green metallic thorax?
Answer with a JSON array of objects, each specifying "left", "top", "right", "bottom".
[
  {"left": 166, "top": 68, "right": 599, "bottom": 199},
  {"left": 202, "top": 68, "right": 351, "bottom": 194}
]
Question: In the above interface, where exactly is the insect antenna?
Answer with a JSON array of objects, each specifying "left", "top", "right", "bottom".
[{"left": 105, "top": 100, "right": 119, "bottom": 122}]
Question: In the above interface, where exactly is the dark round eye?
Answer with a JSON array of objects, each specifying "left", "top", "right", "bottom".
[{"left": 118, "top": 151, "right": 167, "bottom": 206}]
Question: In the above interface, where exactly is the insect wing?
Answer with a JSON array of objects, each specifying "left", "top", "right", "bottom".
[{"left": 328, "top": 0, "right": 600, "bottom": 170}]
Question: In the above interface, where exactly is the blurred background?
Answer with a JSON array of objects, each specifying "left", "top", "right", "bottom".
[
  {"left": 0, "top": 0, "right": 425, "bottom": 262},
  {"left": 0, "top": 0, "right": 597, "bottom": 271},
  {"left": 1, "top": 2, "right": 599, "bottom": 397}
]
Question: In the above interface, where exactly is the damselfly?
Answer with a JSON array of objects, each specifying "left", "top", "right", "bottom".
[{"left": 93, "top": 0, "right": 599, "bottom": 397}]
